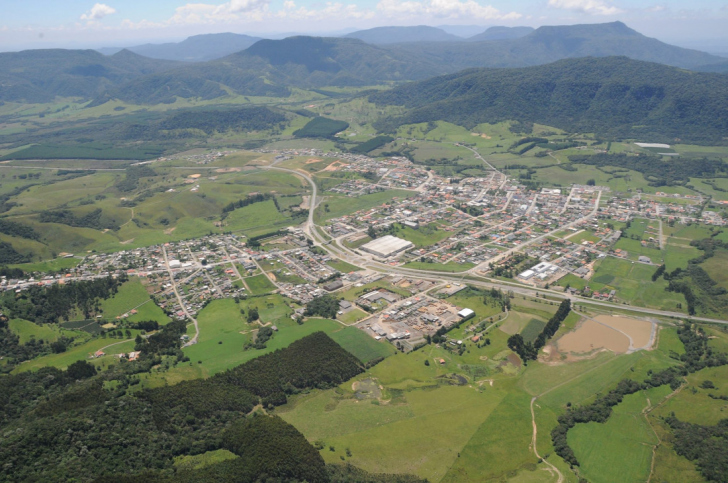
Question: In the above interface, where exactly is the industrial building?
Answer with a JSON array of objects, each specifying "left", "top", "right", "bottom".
[{"left": 360, "top": 235, "right": 414, "bottom": 258}]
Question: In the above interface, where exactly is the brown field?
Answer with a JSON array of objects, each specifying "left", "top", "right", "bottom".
[
  {"left": 593, "top": 315, "right": 653, "bottom": 349},
  {"left": 557, "top": 320, "right": 630, "bottom": 354}
]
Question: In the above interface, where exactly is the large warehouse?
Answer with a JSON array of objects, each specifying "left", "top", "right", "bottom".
[{"left": 360, "top": 235, "right": 414, "bottom": 258}]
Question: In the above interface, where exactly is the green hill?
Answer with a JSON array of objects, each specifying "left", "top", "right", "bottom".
[
  {"left": 371, "top": 56, "right": 728, "bottom": 143},
  {"left": 0, "top": 49, "right": 181, "bottom": 103}
]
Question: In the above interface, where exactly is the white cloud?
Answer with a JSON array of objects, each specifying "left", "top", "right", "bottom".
[
  {"left": 276, "top": 2, "right": 375, "bottom": 20},
  {"left": 547, "top": 0, "right": 622, "bottom": 16},
  {"left": 80, "top": 3, "right": 117, "bottom": 21},
  {"left": 376, "top": 0, "right": 521, "bottom": 19},
  {"left": 647, "top": 5, "right": 666, "bottom": 12},
  {"left": 168, "top": 0, "right": 271, "bottom": 24}
]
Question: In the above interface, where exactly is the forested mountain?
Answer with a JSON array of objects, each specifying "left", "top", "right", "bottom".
[
  {"left": 695, "top": 60, "right": 728, "bottom": 73},
  {"left": 0, "top": 49, "right": 182, "bottom": 102},
  {"left": 371, "top": 56, "right": 728, "bottom": 143},
  {"left": 466, "top": 26, "right": 534, "bottom": 42},
  {"left": 394, "top": 21, "right": 725, "bottom": 70},
  {"left": 102, "top": 37, "right": 444, "bottom": 104},
  {"left": 98, "top": 33, "right": 264, "bottom": 62},
  {"left": 345, "top": 26, "right": 462, "bottom": 44}
]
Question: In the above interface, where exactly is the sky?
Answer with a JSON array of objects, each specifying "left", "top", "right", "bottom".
[{"left": 1, "top": 0, "right": 727, "bottom": 52}]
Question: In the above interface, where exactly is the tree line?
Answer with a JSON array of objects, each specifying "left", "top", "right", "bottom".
[{"left": 507, "top": 299, "right": 571, "bottom": 362}]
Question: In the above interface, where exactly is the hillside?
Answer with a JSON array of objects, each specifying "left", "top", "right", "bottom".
[
  {"left": 466, "top": 26, "right": 534, "bottom": 42},
  {"left": 396, "top": 21, "right": 724, "bottom": 70},
  {"left": 103, "top": 36, "right": 444, "bottom": 104},
  {"left": 98, "top": 33, "right": 264, "bottom": 62},
  {"left": 371, "top": 56, "right": 728, "bottom": 143},
  {"left": 0, "top": 49, "right": 181, "bottom": 103},
  {"left": 345, "top": 26, "right": 462, "bottom": 44}
]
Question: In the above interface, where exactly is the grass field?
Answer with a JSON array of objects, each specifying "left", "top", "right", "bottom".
[
  {"left": 392, "top": 223, "right": 452, "bottom": 248},
  {"left": 568, "top": 390, "right": 659, "bottom": 483},
  {"left": 97, "top": 278, "right": 169, "bottom": 324},
  {"left": 8, "top": 318, "right": 84, "bottom": 344},
  {"left": 244, "top": 274, "right": 278, "bottom": 295},
  {"left": 329, "top": 327, "right": 396, "bottom": 363},
  {"left": 401, "top": 261, "right": 475, "bottom": 272},
  {"left": 588, "top": 257, "right": 685, "bottom": 311},
  {"left": 13, "top": 337, "right": 135, "bottom": 373},
  {"left": 319, "top": 190, "right": 417, "bottom": 221},
  {"left": 326, "top": 259, "right": 362, "bottom": 273}
]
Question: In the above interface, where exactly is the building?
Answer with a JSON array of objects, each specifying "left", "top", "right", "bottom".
[
  {"left": 323, "top": 279, "right": 344, "bottom": 291},
  {"left": 458, "top": 308, "right": 475, "bottom": 319},
  {"left": 360, "top": 235, "right": 414, "bottom": 258}
]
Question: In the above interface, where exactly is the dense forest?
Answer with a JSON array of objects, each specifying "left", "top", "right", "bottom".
[
  {"left": 371, "top": 57, "right": 728, "bottom": 144},
  {"left": 294, "top": 117, "right": 350, "bottom": 139},
  {"left": 0, "top": 241, "right": 29, "bottom": 264},
  {"left": 0, "top": 274, "right": 126, "bottom": 324},
  {"left": 160, "top": 107, "right": 287, "bottom": 134},
  {"left": 39, "top": 208, "right": 121, "bottom": 231},
  {"left": 0, "top": 219, "right": 40, "bottom": 240},
  {"left": 305, "top": 294, "right": 342, "bottom": 319},
  {"left": 0, "top": 332, "right": 375, "bottom": 481}
]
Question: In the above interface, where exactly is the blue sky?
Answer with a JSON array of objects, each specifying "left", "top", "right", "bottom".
[{"left": 1, "top": 0, "right": 727, "bottom": 51}]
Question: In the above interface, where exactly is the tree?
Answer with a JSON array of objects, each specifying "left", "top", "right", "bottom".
[
  {"left": 247, "top": 307, "right": 259, "bottom": 323},
  {"left": 367, "top": 225, "right": 377, "bottom": 239}
]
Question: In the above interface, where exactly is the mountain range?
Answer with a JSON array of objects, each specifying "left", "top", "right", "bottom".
[
  {"left": 2, "top": 22, "right": 727, "bottom": 105},
  {"left": 370, "top": 56, "right": 728, "bottom": 143},
  {"left": 97, "top": 33, "right": 263, "bottom": 62},
  {"left": 345, "top": 26, "right": 463, "bottom": 44}
]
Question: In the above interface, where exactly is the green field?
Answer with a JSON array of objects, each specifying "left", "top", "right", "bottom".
[
  {"left": 329, "top": 327, "right": 396, "bottom": 363},
  {"left": 8, "top": 318, "right": 84, "bottom": 344},
  {"left": 568, "top": 390, "right": 660, "bottom": 483},
  {"left": 244, "top": 273, "right": 278, "bottom": 295},
  {"left": 326, "top": 259, "right": 363, "bottom": 273},
  {"left": 97, "top": 278, "right": 169, "bottom": 324}
]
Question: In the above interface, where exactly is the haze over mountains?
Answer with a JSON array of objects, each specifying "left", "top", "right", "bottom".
[
  {"left": 1, "top": 21, "right": 727, "bottom": 106},
  {"left": 97, "top": 33, "right": 263, "bottom": 62}
]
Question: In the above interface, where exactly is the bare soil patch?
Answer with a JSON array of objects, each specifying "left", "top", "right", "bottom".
[
  {"left": 593, "top": 315, "right": 653, "bottom": 349},
  {"left": 215, "top": 167, "right": 242, "bottom": 173},
  {"left": 557, "top": 320, "right": 630, "bottom": 354}
]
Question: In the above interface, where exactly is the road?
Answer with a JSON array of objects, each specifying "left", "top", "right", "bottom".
[
  {"left": 268, "top": 160, "right": 728, "bottom": 326},
  {"left": 162, "top": 245, "right": 199, "bottom": 346}
]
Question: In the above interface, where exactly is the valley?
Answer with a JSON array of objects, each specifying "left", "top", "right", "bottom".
[{"left": 1, "top": 18, "right": 728, "bottom": 483}]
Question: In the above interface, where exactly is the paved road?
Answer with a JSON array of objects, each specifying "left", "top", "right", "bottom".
[
  {"left": 163, "top": 245, "right": 199, "bottom": 346},
  {"left": 254, "top": 159, "right": 728, "bottom": 326}
]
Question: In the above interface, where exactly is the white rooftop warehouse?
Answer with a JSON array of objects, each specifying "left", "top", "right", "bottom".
[{"left": 360, "top": 235, "right": 414, "bottom": 258}]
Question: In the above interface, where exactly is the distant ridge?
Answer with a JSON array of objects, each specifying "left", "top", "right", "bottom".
[
  {"left": 345, "top": 26, "right": 461, "bottom": 44},
  {"left": 467, "top": 26, "right": 534, "bottom": 42},
  {"left": 97, "top": 33, "right": 264, "bottom": 62},
  {"left": 395, "top": 21, "right": 724, "bottom": 70}
]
